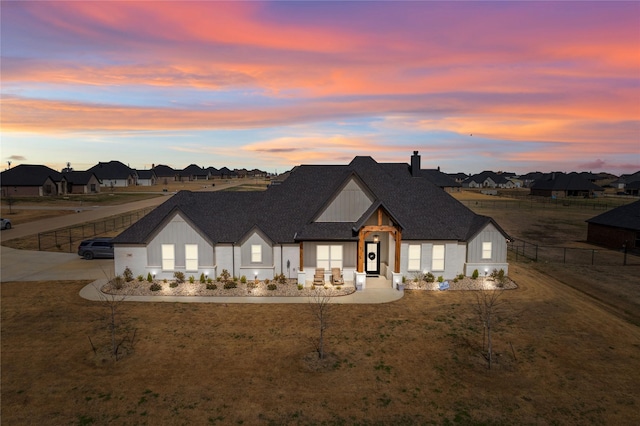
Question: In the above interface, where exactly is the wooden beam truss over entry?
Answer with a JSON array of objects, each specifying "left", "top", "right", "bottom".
[{"left": 357, "top": 207, "right": 402, "bottom": 273}]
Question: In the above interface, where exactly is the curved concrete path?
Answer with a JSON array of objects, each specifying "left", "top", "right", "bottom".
[{"left": 79, "top": 280, "right": 404, "bottom": 304}]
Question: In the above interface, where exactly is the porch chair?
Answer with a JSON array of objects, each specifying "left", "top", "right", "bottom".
[
  {"left": 313, "top": 268, "right": 325, "bottom": 285},
  {"left": 331, "top": 268, "right": 344, "bottom": 285}
]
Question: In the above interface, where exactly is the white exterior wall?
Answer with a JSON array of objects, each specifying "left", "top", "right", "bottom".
[
  {"left": 465, "top": 223, "right": 509, "bottom": 276},
  {"left": 215, "top": 245, "right": 233, "bottom": 278},
  {"left": 114, "top": 246, "right": 148, "bottom": 278},
  {"left": 399, "top": 241, "right": 466, "bottom": 280},
  {"left": 101, "top": 178, "right": 129, "bottom": 188}
]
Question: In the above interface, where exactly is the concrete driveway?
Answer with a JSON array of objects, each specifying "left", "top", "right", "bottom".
[{"left": 0, "top": 245, "right": 114, "bottom": 282}]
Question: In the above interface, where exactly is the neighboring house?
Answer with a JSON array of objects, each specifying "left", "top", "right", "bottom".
[
  {"left": 88, "top": 161, "right": 137, "bottom": 187},
  {"left": 586, "top": 200, "right": 640, "bottom": 250},
  {"left": 112, "top": 152, "right": 510, "bottom": 289},
  {"left": 207, "top": 167, "right": 222, "bottom": 179},
  {"left": 62, "top": 171, "right": 101, "bottom": 194},
  {"left": 625, "top": 181, "right": 640, "bottom": 196},
  {"left": 530, "top": 172, "right": 604, "bottom": 198},
  {"left": 0, "top": 164, "right": 66, "bottom": 196},
  {"left": 506, "top": 177, "right": 523, "bottom": 188},
  {"left": 416, "top": 167, "right": 461, "bottom": 192},
  {"left": 248, "top": 169, "right": 268, "bottom": 178},
  {"left": 447, "top": 173, "right": 469, "bottom": 184},
  {"left": 462, "top": 171, "right": 514, "bottom": 189},
  {"left": 153, "top": 164, "right": 178, "bottom": 184},
  {"left": 520, "top": 172, "right": 545, "bottom": 188},
  {"left": 611, "top": 171, "right": 640, "bottom": 194},
  {"left": 136, "top": 170, "right": 157, "bottom": 186},
  {"left": 218, "top": 167, "right": 237, "bottom": 179},
  {"left": 180, "top": 164, "right": 210, "bottom": 181}
]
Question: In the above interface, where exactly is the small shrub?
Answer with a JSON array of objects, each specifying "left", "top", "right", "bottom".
[
  {"left": 123, "top": 267, "right": 134, "bottom": 282},
  {"left": 147, "top": 272, "right": 153, "bottom": 283},
  {"left": 170, "top": 281, "right": 179, "bottom": 288},
  {"left": 216, "top": 276, "right": 221, "bottom": 282},
  {"left": 267, "top": 283, "right": 277, "bottom": 291},
  {"left": 173, "top": 271, "right": 185, "bottom": 283},
  {"left": 113, "top": 275, "right": 124, "bottom": 290},
  {"left": 457, "top": 273, "right": 465, "bottom": 280},
  {"left": 425, "top": 272, "right": 435, "bottom": 283},
  {"left": 297, "top": 284, "right": 304, "bottom": 290},
  {"left": 150, "top": 283, "right": 162, "bottom": 291},
  {"left": 472, "top": 269, "right": 479, "bottom": 280},
  {"left": 200, "top": 273, "right": 205, "bottom": 282},
  {"left": 491, "top": 268, "right": 506, "bottom": 287},
  {"left": 311, "top": 285, "right": 316, "bottom": 290},
  {"left": 276, "top": 273, "right": 287, "bottom": 285},
  {"left": 240, "top": 275, "right": 247, "bottom": 284},
  {"left": 207, "top": 277, "right": 213, "bottom": 284},
  {"left": 206, "top": 283, "right": 217, "bottom": 290},
  {"left": 223, "top": 281, "right": 237, "bottom": 289},
  {"left": 453, "top": 277, "right": 459, "bottom": 283},
  {"left": 163, "top": 278, "right": 168, "bottom": 283},
  {"left": 264, "top": 278, "right": 270, "bottom": 285},
  {"left": 189, "top": 275, "right": 195, "bottom": 284},
  {"left": 336, "top": 286, "right": 341, "bottom": 290},
  {"left": 437, "top": 276, "right": 444, "bottom": 283},
  {"left": 402, "top": 276, "right": 406, "bottom": 284},
  {"left": 220, "top": 269, "right": 230, "bottom": 282},
  {"left": 233, "top": 276, "right": 238, "bottom": 282},
  {"left": 137, "top": 275, "right": 144, "bottom": 282}
]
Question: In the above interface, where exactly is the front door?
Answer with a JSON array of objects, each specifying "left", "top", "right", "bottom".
[{"left": 365, "top": 242, "right": 380, "bottom": 275}]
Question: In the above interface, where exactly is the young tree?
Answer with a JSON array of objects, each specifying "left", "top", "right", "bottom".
[
  {"left": 473, "top": 285, "right": 505, "bottom": 369},
  {"left": 89, "top": 271, "right": 137, "bottom": 362},
  {"left": 308, "top": 287, "right": 334, "bottom": 360}
]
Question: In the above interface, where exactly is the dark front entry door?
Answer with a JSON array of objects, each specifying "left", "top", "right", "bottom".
[{"left": 365, "top": 242, "right": 380, "bottom": 275}]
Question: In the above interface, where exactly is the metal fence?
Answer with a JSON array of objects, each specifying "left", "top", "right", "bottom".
[
  {"left": 37, "top": 208, "right": 152, "bottom": 253},
  {"left": 461, "top": 197, "right": 628, "bottom": 212},
  {"left": 508, "top": 238, "right": 639, "bottom": 266}
]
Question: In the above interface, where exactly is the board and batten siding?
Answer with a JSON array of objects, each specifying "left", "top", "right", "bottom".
[
  {"left": 240, "top": 232, "right": 273, "bottom": 267},
  {"left": 114, "top": 245, "right": 148, "bottom": 278},
  {"left": 316, "top": 178, "right": 373, "bottom": 222},
  {"left": 400, "top": 241, "right": 466, "bottom": 278},
  {"left": 146, "top": 213, "right": 214, "bottom": 273},
  {"left": 465, "top": 223, "right": 509, "bottom": 275}
]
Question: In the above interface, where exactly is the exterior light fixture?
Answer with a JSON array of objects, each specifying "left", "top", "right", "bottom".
[
  {"left": 373, "top": 234, "right": 379, "bottom": 242},
  {"left": 152, "top": 272, "right": 156, "bottom": 279}
]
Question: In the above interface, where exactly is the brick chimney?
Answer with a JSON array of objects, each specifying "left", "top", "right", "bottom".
[{"left": 411, "top": 151, "right": 421, "bottom": 177}]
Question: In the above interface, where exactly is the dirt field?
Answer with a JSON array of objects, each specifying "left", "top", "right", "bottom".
[
  {"left": 2, "top": 264, "right": 639, "bottom": 425},
  {"left": 451, "top": 190, "right": 640, "bottom": 326}
]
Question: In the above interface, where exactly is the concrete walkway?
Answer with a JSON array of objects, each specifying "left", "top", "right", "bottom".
[{"left": 79, "top": 279, "right": 404, "bottom": 304}]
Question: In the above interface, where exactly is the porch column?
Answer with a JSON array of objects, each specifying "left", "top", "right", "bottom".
[
  {"left": 299, "top": 242, "right": 304, "bottom": 272},
  {"left": 394, "top": 228, "right": 402, "bottom": 273},
  {"left": 357, "top": 229, "right": 365, "bottom": 273}
]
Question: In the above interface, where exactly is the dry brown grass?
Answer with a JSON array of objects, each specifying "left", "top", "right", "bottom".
[{"left": 2, "top": 266, "right": 639, "bottom": 425}]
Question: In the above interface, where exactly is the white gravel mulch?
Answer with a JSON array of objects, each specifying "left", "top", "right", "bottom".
[
  {"left": 101, "top": 279, "right": 356, "bottom": 297},
  {"left": 101, "top": 276, "right": 516, "bottom": 297}
]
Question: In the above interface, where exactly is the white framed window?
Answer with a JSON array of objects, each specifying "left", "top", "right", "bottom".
[
  {"left": 185, "top": 244, "right": 198, "bottom": 271},
  {"left": 432, "top": 245, "right": 445, "bottom": 271},
  {"left": 317, "top": 245, "right": 343, "bottom": 270},
  {"left": 161, "top": 244, "right": 175, "bottom": 271},
  {"left": 408, "top": 244, "right": 421, "bottom": 271},
  {"left": 251, "top": 244, "right": 262, "bottom": 263},
  {"left": 482, "top": 242, "right": 492, "bottom": 260}
]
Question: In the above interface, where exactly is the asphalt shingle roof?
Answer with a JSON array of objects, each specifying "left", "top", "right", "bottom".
[
  {"left": 88, "top": 161, "right": 135, "bottom": 180},
  {"left": 1, "top": 164, "right": 62, "bottom": 186},
  {"left": 113, "top": 156, "right": 508, "bottom": 245},
  {"left": 586, "top": 200, "right": 640, "bottom": 231},
  {"left": 531, "top": 172, "right": 603, "bottom": 191}
]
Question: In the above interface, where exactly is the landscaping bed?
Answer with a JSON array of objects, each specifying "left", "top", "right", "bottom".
[{"left": 101, "top": 278, "right": 357, "bottom": 297}]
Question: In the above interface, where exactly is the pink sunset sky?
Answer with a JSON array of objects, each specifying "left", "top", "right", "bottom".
[{"left": 1, "top": 1, "right": 639, "bottom": 175}]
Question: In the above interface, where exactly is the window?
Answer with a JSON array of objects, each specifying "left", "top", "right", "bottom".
[
  {"left": 162, "top": 244, "right": 175, "bottom": 270},
  {"left": 317, "top": 245, "right": 343, "bottom": 270},
  {"left": 408, "top": 244, "right": 421, "bottom": 271},
  {"left": 185, "top": 244, "right": 198, "bottom": 271},
  {"left": 482, "top": 242, "right": 492, "bottom": 260},
  {"left": 90, "top": 184, "right": 96, "bottom": 192},
  {"left": 432, "top": 245, "right": 445, "bottom": 271},
  {"left": 251, "top": 244, "right": 262, "bottom": 263}
]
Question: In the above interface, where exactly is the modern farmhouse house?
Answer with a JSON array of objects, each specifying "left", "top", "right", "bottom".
[{"left": 112, "top": 153, "right": 510, "bottom": 289}]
